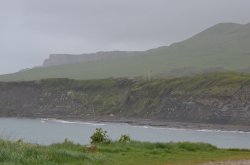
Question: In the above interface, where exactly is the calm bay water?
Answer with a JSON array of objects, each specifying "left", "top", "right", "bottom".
[{"left": 0, "top": 118, "right": 250, "bottom": 149}]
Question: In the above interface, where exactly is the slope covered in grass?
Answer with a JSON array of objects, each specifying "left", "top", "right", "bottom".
[
  {"left": 1, "top": 139, "right": 250, "bottom": 165},
  {"left": 0, "top": 23, "right": 250, "bottom": 81}
]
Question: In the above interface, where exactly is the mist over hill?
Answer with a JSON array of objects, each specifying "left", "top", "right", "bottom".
[{"left": 1, "top": 22, "right": 250, "bottom": 81}]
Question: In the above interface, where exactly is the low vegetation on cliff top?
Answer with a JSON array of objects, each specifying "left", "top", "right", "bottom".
[{"left": 2, "top": 72, "right": 250, "bottom": 96}]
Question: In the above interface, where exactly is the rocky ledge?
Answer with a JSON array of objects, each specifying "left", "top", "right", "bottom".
[{"left": 0, "top": 72, "right": 250, "bottom": 130}]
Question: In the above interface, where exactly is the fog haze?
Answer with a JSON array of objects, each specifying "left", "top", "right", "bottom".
[{"left": 1, "top": 0, "right": 250, "bottom": 74}]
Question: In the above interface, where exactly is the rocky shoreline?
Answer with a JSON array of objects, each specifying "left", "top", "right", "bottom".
[
  {"left": 35, "top": 116, "right": 250, "bottom": 132},
  {"left": 106, "top": 119, "right": 250, "bottom": 132}
]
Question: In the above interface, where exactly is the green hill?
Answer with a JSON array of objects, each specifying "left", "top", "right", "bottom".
[{"left": 1, "top": 22, "right": 250, "bottom": 81}]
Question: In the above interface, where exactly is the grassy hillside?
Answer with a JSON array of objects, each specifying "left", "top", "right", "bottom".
[
  {"left": 1, "top": 139, "right": 250, "bottom": 165},
  {"left": 0, "top": 22, "right": 250, "bottom": 81}
]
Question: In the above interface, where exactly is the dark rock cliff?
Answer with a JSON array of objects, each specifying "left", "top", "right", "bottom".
[{"left": 0, "top": 73, "right": 250, "bottom": 125}]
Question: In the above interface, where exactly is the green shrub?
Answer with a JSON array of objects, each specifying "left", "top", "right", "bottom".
[
  {"left": 177, "top": 142, "right": 217, "bottom": 151},
  {"left": 90, "top": 128, "right": 111, "bottom": 144},
  {"left": 118, "top": 134, "right": 131, "bottom": 143}
]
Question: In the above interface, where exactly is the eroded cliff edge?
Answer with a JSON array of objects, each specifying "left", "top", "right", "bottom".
[{"left": 0, "top": 72, "right": 250, "bottom": 127}]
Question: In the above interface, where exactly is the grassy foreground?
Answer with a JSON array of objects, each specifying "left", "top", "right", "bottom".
[{"left": 1, "top": 139, "right": 250, "bottom": 165}]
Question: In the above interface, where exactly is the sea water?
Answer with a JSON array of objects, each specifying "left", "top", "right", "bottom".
[{"left": 0, "top": 118, "right": 250, "bottom": 149}]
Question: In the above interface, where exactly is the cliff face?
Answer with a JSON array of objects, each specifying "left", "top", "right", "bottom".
[
  {"left": 43, "top": 51, "right": 142, "bottom": 67},
  {"left": 1, "top": 73, "right": 250, "bottom": 125}
]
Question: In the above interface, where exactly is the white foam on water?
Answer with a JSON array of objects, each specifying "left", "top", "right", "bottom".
[
  {"left": 41, "top": 118, "right": 105, "bottom": 126},
  {"left": 194, "top": 129, "right": 250, "bottom": 134},
  {"left": 40, "top": 118, "right": 250, "bottom": 134},
  {"left": 131, "top": 124, "right": 250, "bottom": 134}
]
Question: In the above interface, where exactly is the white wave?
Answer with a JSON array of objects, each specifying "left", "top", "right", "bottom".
[
  {"left": 131, "top": 125, "right": 150, "bottom": 129},
  {"left": 194, "top": 129, "right": 250, "bottom": 134},
  {"left": 40, "top": 118, "right": 105, "bottom": 126},
  {"left": 40, "top": 118, "right": 250, "bottom": 134},
  {"left": 164, "top": 127, "right": 187, "bottom": 131},
  {"left": 158, "top": 127, "right": 250, "bottom": 134},
  {"left": 131, "top": 124, "right": 250, "bottom": 134}
]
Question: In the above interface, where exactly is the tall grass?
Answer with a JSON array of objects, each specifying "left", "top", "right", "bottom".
[{"left": 1, "top": 139, "right": 250, "bottom": 165}]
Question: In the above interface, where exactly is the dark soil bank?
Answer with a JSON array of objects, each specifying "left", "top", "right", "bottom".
[{"left": 1, "top": 72, "right": 250, "bottom": 131}]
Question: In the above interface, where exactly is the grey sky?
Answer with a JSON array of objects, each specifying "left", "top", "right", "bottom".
[{"left": 0, "top": 0, "right": 250, "bottom": 74}]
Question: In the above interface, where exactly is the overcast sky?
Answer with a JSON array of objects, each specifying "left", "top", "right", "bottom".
[{"left": 0, "top": 0, "right": 250, "bottom": 74}]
